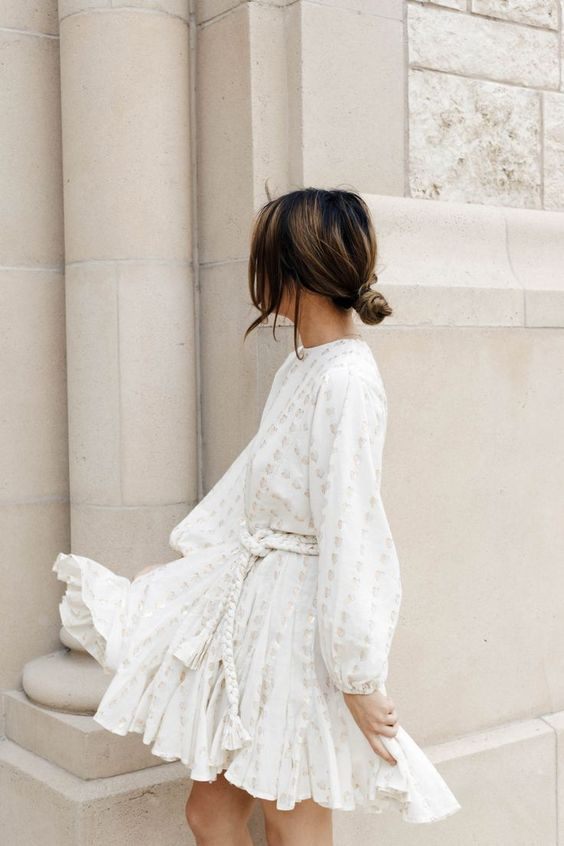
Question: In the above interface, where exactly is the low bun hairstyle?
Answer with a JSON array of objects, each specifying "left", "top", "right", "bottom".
[
  {"left": 246, "top": 187, "right": 392, "bottom": 358},
  {"left": 353, "top": 273, "right": 393, "bottom": 325},
  {"left": 331, "top": 271, "right": 392, "bottom": 324}
]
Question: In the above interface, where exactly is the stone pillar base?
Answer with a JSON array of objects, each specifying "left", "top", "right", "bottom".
[
  {"left": 0, "top": 734, "right": 191, "bottom": 846},
  {"left": 3, "top": 689, "right": 160, "bottom": 778}
]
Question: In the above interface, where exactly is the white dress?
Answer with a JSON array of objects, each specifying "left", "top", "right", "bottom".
[{"left": 52, "top": 336, "right": 461, "bottom": 823}]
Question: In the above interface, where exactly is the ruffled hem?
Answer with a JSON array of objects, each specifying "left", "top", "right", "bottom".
[
  {"left": 92, "top": 709, "right": 461, "bottom": 823},
  {"left": 222, "top": 770, "right": 461, "bottom": 823},
  {"left": 52, "top": 552, "right": 131, "bottom": 673},
  {"left": 52, "top": 551, "right": 461, "bottom": 824}
]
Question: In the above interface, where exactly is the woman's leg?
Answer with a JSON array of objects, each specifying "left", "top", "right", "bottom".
[
  {"left": 260, "top": 797, "right": 333, "bottom": 846},
  {"left": 185, "top": 772, "right": 257, "bottom": 846}
]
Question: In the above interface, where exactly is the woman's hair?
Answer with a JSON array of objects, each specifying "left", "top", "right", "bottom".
[{"left": 245, "top": 187, "right": 392, "bottom": 358}]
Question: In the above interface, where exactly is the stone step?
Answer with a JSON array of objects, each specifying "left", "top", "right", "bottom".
[
  {"left": 3, "top": 689, "right": 160, "bottom": 779},
  {"left": 0, "top": 736, "right": 205, "bottom": 846}
]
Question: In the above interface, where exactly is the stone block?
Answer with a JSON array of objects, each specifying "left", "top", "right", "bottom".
[
  {"left": 409, "top": 2, "right": 559, "bottom": 88},
  {"left": 505, "top": 204, "right": 564, "bottom": 289},
  {"left": 301, "top": 0, "right": 404, "bottom": 17},
  {"left": 65, "top": 264, "right": 122, "bottom": 505},
  {"left": 0, "top": 270, "right": 68, "bottom": 500},
  {"left": 116, "top": 264, "right": 197, "bottom": 507},
  {"left": 0, "top": 28, "right": 63, "bottom": 266},
  {"left": 300, "top": 0, "right": 406, "bottom": 194},
  {"left": 562, "top": 1, "right": 564, "bottom": 93},
  {"left": 59, "top": 8, "right": 191, "bottom": 262},
  {"left": 196, "top": 4, "right": 254, "bottom": 264},
  {"left": 197, "top": 0, "right": 404, "bottom": 25},
  {"left": 197, "top": 0, "right": 242, "bottom": 23},
  {"left": 0, "top": 738, "right": 195, "bottom": 846},
  {"left": 65, "top": 262, "right": 197, "bottom": 509},
  {"left": 363, "top": 194, "right": 564, "bottom": 327},
  {"left": 373, "top": 326, "right": 564, "bottom": 742},
  {"left": 0, "top": 0, "right": 59, "bottom": 34},
  {"left": 409, "top": 68, "right": 541, "bottom": 207},
  {"left": 4, "top": 690, "right": 161, "bottom": 779},
  {"left": 541, "top": 710, "right": 564, "bottom": 846},
  {"left": 382, "top": 283, "right": 524, "bottom": 326},
  {"left": 59, "top": 1, "right": 190, "bottom": 20},
  {"left": 199, "top": 261, "right": 261, "bottom": 487},
  {"left": 415, "top": 0, "right": 466, "bottom": 7},
  {"left": 543, "top": 91, "right": 564, "bottom": 210},
  {"left": 526, "top": 290, "right": 564, "bottom": 326},
  {"left": 246, "top": 3, "right": 289, "bottom": 216},
  {"left": 367, "top": 194, "right": 514, "bottom": 291},
  {"left": 0, "top": 501, "right": 69, "bottom": 690},
  {"left": 472, "top": 0, "right": 559, "bottom": 28}
]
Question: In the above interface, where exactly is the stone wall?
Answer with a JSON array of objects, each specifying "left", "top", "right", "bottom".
[
  {"left": 1, "top": 2, "right": 564, "bottom": 844},
  {"left": 408, "top": 0, "right": 564, "bottom": 209}
]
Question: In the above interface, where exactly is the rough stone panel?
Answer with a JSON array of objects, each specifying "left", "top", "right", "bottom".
[
  {"left": 409, "top": 69, "right": 542, "bottom": 207},
  {"left": 543, "top": 92, "right": 564, "bottom": 209},
  {"left": 472, "top": 0, "right": 559, "bottom": 29},
  {"left": 409, "top": 2, "right": 560, "bottom": 89},
  {"left": 561, "top": 0, "right": 564, "bottom": 93}
]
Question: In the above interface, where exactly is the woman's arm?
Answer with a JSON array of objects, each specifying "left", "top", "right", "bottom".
[
  {"left": 308, "top": 365, "right": 402, "bottom": 764},
  {"left": 308, "top": 365, "right": 402, "bottom": 694}
]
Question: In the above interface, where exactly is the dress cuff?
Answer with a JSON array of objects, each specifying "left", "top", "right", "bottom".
[{"left": 330, "top": 674, "right": 382, "bottom": 695}]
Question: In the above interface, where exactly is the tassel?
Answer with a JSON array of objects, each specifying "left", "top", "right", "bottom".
[
  {"left": 221, "top": 710, "right": 252, "bottom": 751},
  {"left": 173, "top": 627, "right": 213, "bottom": 670}
]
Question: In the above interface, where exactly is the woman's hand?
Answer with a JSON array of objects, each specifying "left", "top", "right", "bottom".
[{"left": 342, "top": 689, "right": 400, "bottom": 766}]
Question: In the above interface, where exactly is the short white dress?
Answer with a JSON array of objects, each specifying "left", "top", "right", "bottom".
[{"left": 52, "top": 336, "right": 461, "bottom": 823}]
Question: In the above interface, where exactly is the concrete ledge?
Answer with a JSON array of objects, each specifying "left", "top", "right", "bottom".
[
  {"left": 363, "top": 195, "right": 564, "bottom": 327},
  {"left": 0, "top": 737, "right": 192, "bottom": 846},
  {"left": 0, "top": 737, "right": 267, "bottom": 846},
  {"left": 3, "top": 689, "right": 161, "bottom": 779}
]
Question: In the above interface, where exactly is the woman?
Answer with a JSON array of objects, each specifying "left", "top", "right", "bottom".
[{"left": 52, "top": 188, "right": 461, "bottom": 844}]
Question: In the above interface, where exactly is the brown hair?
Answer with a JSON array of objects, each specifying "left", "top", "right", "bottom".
[{"left": 245, "top": 187, "right": 392, "bottom": 359}]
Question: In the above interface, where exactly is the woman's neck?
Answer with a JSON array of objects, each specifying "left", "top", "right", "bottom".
[{"left": 296, "top": 295, "right": 359, "bottom": 349}]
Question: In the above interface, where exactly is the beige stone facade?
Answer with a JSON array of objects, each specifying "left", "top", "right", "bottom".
[
  {"left": 0, "top": 1, "right": 563, "bottom": 844},
  {"left": 409, "top": 0, "right": 564, "bottom": 210}
]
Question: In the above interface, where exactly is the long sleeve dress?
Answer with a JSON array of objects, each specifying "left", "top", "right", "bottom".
[{"left": 52, "top": 336, "right": 462, "bottom": 823}]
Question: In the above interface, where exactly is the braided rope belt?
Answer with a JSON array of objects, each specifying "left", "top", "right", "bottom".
[{"left": 172, "top": 518, "right": 319, "bottom": 752}]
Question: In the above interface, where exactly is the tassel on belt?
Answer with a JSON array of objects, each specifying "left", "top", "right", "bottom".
[{"left": 172, "top": 518, "right": 319, "bottom": 752}]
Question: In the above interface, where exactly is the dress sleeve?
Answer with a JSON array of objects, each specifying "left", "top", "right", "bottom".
[
  {"left": 168, "top": 435, "right": 255, "bottom": 556},
  {"left": 169, "top": 351, "right": 293, "bottom": 556},
  {"left": 308, "top": 366, "right": 402, "bottom": 695}
]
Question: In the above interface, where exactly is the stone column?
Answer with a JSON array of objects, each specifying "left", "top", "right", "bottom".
[
  {"left": 0, "top": 3, "right": 203, "bottom": 843},
  {"left": 18, "top": 0, "right": 197, "bottom": 754},
  {"left": 59, "top": 0, "right": 197, "bottom": 571},
  {"left": 0, "top": 2, "right": 67, "bottom": 700}
]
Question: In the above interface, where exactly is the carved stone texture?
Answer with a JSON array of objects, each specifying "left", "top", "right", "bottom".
[
  {"left": 472, "top": 0, "right": 559, "bottom": 30},
  {"left": 409, "top": 68, "right": 542, "bottom": 208},
  {"left": 409, "top": 2, "right": 559, "bottom": 89}
]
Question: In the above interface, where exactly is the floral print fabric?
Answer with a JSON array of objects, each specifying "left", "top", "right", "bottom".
[{"left": 52, "top": 337, "right": 461, "bottom": 822}]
